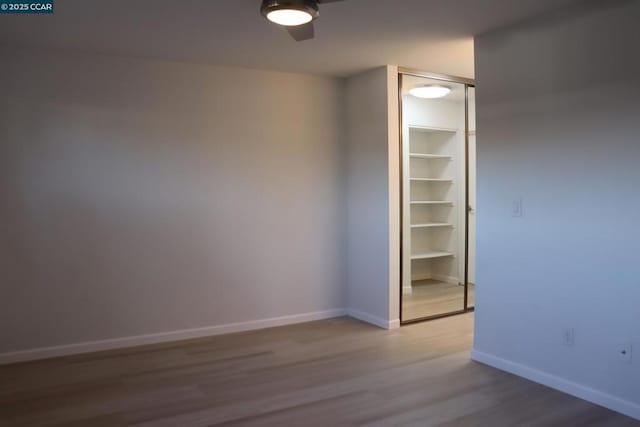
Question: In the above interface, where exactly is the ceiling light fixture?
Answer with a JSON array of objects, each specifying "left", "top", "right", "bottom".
[
  {"left": 410, "top": 85, "right": 451, "bottom": 99},
  {"left": 261, "top": 0, "right": 319, "bottom": 27}
]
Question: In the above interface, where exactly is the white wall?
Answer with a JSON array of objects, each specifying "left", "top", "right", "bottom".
[
  {"left": 473, "top": 1, "right": 640, "bottom": 419},
  {"left": 402, "top": 96, "right": 461, "bottom": 130},
  {"left": 344, "top": 66, "right": 400, "bottom": 329},
  {"left": 0, "top": 47, "right": 346, "bottom": 359}
]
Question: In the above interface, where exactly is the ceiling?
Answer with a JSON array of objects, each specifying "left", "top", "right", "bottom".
[{"left": 0, "top": 0, "right": 580, "bottom": 78}]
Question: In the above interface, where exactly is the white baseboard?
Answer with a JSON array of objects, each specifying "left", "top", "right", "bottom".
[
  {"left": 347, "top": 309, "right": 399, "bottom": 330},
  {"left": 412, "top": 274, "right": 460, "bottom": 285},
  {"left": 402, "top": 286, "right": 413, "bottom": 295},
  {"left": 388, "top": 318, "right": 401, "bottom": 329},
  {"left": 432, "top": 274, "right": 460, "bottom": 285},
  {"left": 471, "top": 349, "right": 640, "bottom": 421},
  {"left": 0, "top": 309, "right": 347, "bottom": 365}
]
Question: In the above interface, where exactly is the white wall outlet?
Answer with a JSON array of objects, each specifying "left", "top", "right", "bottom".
[
  {"left": 618, "top": 343, "right": 633, "bottom": 364},
  {"left": 562, "top": 328, "right": 575, "bottom": 346},
  {"left": 512, "top": 197, "right": 523, "bottom": 217}
]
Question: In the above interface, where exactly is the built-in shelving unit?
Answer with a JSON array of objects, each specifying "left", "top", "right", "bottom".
[
  {"left": 411, "top": 251, "right": 454, "bottom": 260},
  {"left": 408, "top": 125, "right": 457, "bottom": 134},
  {"left": 411, "top": 223, "right": 453, "bottom": 229},
  {"left": 409, "top": 153, "right": 452, "bottom": 160},
  {"left": 410, "top": 200, "right": 454, "bottom": 205},
  {"left": 404, "top": 123, "right": 462, "bottom": 293},
  {"left": 410, "top": 178, "right": 453, "bottom": 183}
]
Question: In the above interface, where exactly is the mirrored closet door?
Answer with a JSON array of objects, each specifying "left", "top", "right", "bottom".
[{"left": 400, "top": 71, "right": 476, "bottom": 323}]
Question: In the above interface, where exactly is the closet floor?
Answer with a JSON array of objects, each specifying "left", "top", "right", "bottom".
[{"left": 402, "top": 279, "right": 475, "bottom": 321}]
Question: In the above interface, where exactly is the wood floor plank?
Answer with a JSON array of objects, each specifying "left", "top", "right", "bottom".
[
  {"left": 403, "top": 280, "right": 474, "bottom": 320},
  {"left": 0, "top": 314, "right": 637, "bottom": 426}
]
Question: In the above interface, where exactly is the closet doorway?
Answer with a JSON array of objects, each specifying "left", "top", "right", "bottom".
[{"left": 399, "top": 69, "right": 476, "bottom": 323}]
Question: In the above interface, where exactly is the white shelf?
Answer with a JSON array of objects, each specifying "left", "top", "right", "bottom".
[
  {"left": 408, "top": 125, "right": 458, "bottom": 133},
  {"left": 410, "top": 201, "right": 454, "bottom": 205},
  {"left": 411, "top": 251, "right": 454, "bottom": 260},
  {"left": 410, "top": 178, "right": 453, "bottom": 183},
  {"left": 409, "top": 153, "right": 452, "bottom": 160},
  {"left": 411, "top": 223, "right": 453, "bottom": 229}
]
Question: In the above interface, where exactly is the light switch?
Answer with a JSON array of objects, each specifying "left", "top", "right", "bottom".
[{"left": 512, "top": 197, "right": 523, "bottom": 217}]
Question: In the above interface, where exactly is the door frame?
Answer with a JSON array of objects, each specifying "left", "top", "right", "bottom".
[{"left": 397, "top": 67, "right": 476, "bottom": 325}]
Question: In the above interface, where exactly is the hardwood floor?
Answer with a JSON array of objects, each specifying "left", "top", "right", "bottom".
[
  {"left": 1, "top": 314, "right": 637, "bottom": 426},
  {"left": 403, "top": 280, "right": 475, "bottom": 320}
]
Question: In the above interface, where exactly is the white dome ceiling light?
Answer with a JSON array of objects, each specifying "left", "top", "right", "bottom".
[
  {"left": 409, "top": 85, "right": 452, "bottom": 99},
  {"left": 266, "top": 8, "right": 315, "bottom": 26},
  {"left": 261, "top": 0, "right": 346, "bottom": 41}
]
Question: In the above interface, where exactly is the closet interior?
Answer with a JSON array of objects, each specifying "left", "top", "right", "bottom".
[{"left": 400, "top": 71, "right": 476, "bottom": 323}]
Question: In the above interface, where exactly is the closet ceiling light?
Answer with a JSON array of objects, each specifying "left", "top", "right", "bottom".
[
  {"left": 410, "top": 85, "right": 451, "bottom": 99},
  {"left": 262, "top": 1, "right": 319, "bottom": 26}
]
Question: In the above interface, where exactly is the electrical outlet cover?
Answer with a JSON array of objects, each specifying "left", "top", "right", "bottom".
[{"left": 562, "top": 328, "right": 575, "bottom": 346}]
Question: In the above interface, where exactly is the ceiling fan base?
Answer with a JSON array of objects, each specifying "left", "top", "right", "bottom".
[
  {"left": 260, "top": 0, "right": 320, "bottom": 22},
  {"left": 260, "top": 0, "right": 346, "bottom": 41}
]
